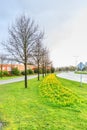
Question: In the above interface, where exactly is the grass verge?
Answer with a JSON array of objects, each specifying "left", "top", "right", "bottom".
[
  {"left": 75, "top": 71, "right": 87, "bottom": 74},
  {"left": 39, "top": 74, "right": 80, "bottom": 107},
  {"left": 0, "top": 76, "right": 24, "bottom": 80},
  {"left": 0, "top": 75, "right": 87, "bottom": 129}
]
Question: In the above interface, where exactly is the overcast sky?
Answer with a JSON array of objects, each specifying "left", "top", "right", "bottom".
[{"left": 0, "top": 0, "right": 87, "bottom": 67}]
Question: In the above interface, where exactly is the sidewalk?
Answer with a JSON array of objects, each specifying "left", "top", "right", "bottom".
[{"left": 0, "top": 75, "right": 37, "bottom": 85}]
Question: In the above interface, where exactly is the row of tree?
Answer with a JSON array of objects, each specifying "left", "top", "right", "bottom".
[
  {"left": 56, "top": 66, "right": 76, "bottom": 72},
  {"left": 0, "top": 67, "right": 53, "bottom": 78},
  {"left": 1, "top": 15, "right": 53, "bottom": 88}
]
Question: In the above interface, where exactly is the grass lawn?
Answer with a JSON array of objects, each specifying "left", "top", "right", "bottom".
[
  {"left": 75, "top": 71, "right": 87, "bottom": 74},
  {"left": 0, "top": 76, "right": 87, "bottom": 129},
  {"left": 0, "top": 76, "right": 24, "bottom": 80},
  {"left": 0, "top": 74, "right": 36, "bottom": 80}
]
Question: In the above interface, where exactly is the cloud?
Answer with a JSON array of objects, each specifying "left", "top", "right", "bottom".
[
  {"left": 0, "top": 0, "right": 87, "bottom": 67},
  {"left": 50, "top": 7, "right": 87, "bottom": 67}
]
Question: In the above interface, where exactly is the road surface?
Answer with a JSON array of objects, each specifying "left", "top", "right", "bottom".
[
  {"left": 57, "top": 71, "right": 87, "bottom": 83},
  {"left": 0, "top": 75, "right": 37, "bottom": 85}
]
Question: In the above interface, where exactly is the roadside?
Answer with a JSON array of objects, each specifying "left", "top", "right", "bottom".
[
  {"left": 0, "top": 76, "right": 24, "bottom": 80},
  {"left": 57, "top": 71, "right": 87, "bottom": 83},
  {"left": 0, "top": 75, "right": 37, "bottom": 85}
]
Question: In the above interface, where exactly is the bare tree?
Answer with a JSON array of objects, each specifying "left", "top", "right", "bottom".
[
  {"left": 41, "top": 47, "right": 51, "bottom": 77},
  {"left": 2, "top": 15, "right": 43, "bottom": 88},
  {"left": 44, "top": 49, "right": 51, "bottom": 76},
  {"left": 41, "top": 48, "right": 46, "bottom": 78},
  {"left": 32, "top": 38, "right": 44, "bottom": 80}
]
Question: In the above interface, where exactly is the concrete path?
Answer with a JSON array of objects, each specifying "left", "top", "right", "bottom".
[
  {"left": 0, "top": 75, "right": 37, "bottom": 85},
  {"left": 57, "top": 71, "right": 87, "bottom": 83}
]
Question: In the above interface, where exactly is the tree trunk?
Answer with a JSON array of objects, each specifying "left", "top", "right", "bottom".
[
  {"left": 24, "top": 62, "right": 27, "bottom": 88},
  {"left": 45, "top": 63, "right": 46, "bottom": 76},
  {"left": 38, "top": 60, "right": 40, "bottom": 80},
  {"left": 42, "top": 64, "right": 44, "bottom": 78}
]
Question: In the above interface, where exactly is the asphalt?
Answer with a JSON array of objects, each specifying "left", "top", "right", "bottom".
[
  {"left": 57, "top": 71, "right": 87, "bottom": 83},
  {"left": 0, "top": 75, "right": 37, "bottom": 85},
  {"left": 1, "top": 72, "right": 87, "bottom": 85}
]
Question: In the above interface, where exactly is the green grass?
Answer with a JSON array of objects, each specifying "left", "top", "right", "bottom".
[
  {"left": 0, "top": 74, "right": 36, "bottom": 80},
  {"left": 0, "top": 76, "right": 87, "bottom": 129},
  {"left": 39, "top": 74, "right": 80, "bottom": 107},
  {"left": 0, "top": 75, "right": 23, "bottom": 80},
  {"left": 75, "top": 71, "right": 87, "bottom": 74}
]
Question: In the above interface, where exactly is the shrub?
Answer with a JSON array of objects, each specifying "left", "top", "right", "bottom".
[
  {"left": 51, "top": 67, "right": 55, "bottom": 73},
  {"left": 21, "top": 70, "right": 28, "bottom": 75},
  {"left": 3, "top": 71, "right": 9, "bottom": 76},
  {"left": 34, "top": 68, "right": 42, "bottom": 74},
  {"left": 39, "top": 69, "right": 42, "bottom": 74},
  {"left": 28, "top": 69, "right": 34, "bottom": 74},
  {"left": 11, "top": 67, "right": 21, "bottom": 76},
  {"left": 34, "top": 68, "right": 38, "bottom": 73},
  {"left": 39, "top": 74, "right": 80, "bottom": 106},
  {"left": 0, "top": 71, "right": 3, "bottom": 77},
  {"left": 47, "top": 69, "right": 51, "bottom": 73},
  {"left": 21, "top": 71, "right": 25, "bottom": 75}
]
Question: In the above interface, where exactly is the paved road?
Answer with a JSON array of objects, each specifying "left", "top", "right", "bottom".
[
  {"left": 57, "top": 71, "right": 87, "bottom": 83},
  {"left": 0, "top": 75, "right": 37, "bottom": 85}
]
